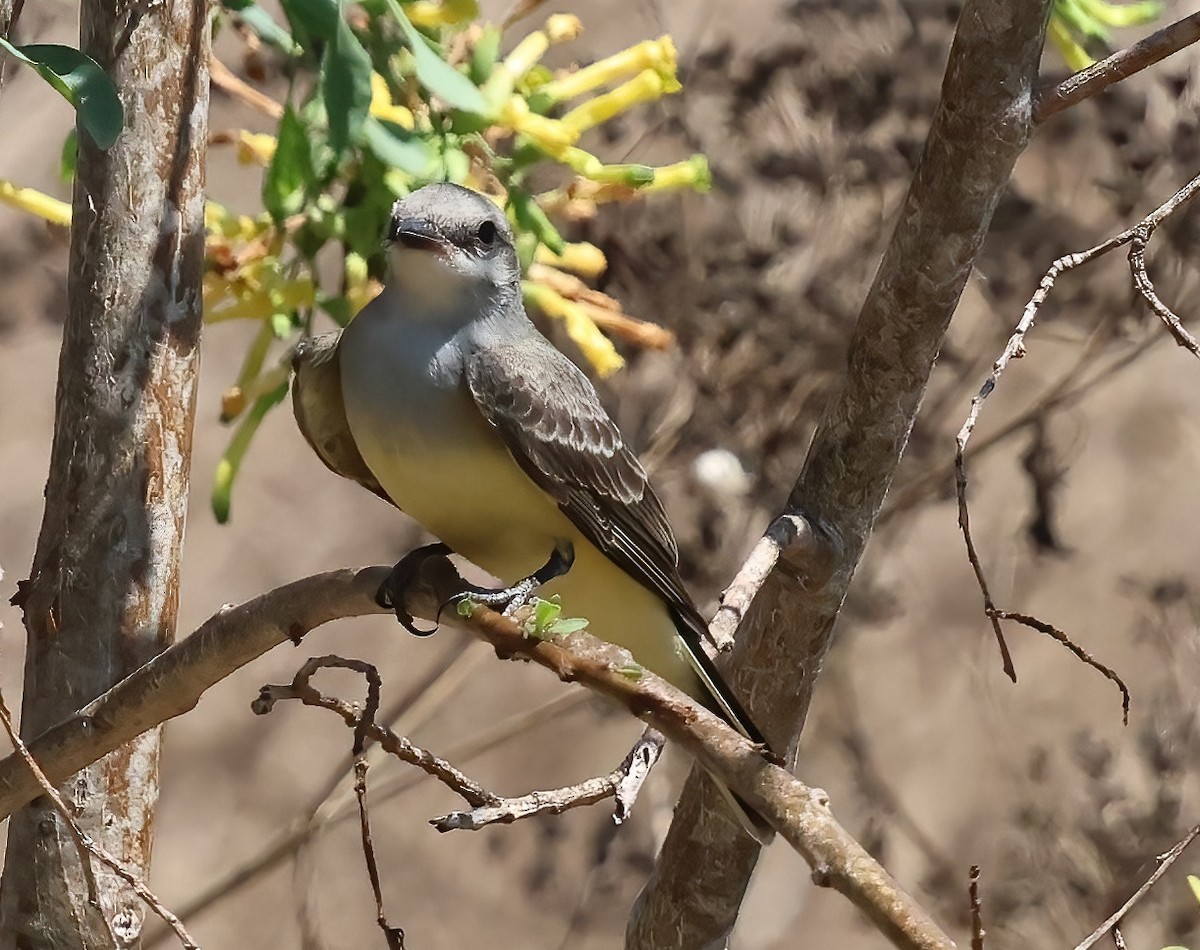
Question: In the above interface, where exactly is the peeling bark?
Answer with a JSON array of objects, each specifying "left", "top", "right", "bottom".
[
  {"left": 627, "top": 2, "right": 1052, "bottom": 947},
  {"left": 0, "top": 0, "right": 211, "bottom": 946}
]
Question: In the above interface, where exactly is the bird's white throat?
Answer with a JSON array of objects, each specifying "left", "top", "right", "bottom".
[{"left": 387, "top": 245, "right": 482, "bottom": 323}]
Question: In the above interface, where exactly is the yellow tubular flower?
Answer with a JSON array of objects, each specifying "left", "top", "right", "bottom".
[
  {"left": 541, "top": 36, "right": 677, "bottom": 103},
  {"left": 533, "top": 241, "right": 607, "bottom": 278},
  {"left": 545, "top": 14, "right": 582, "bottom": 44},
  {"left": 644, "top": 154, "right": 712, "bottom": 193},
  {"left": 406, "top": 0, "right": 478, "bottom": 27},
  {"left": 236, "top": 131, "right": 278, "bottom": 166},
  {"left": 0, "top": 181, "right": 71, "bottom": 227},
  {"left": 500, "top": 97, "right": 578, "bottom": 152},
  {"left": 524, "top": 281, "right": 623, "bottom": 376},
  {"left": 560, "top": 69, "right": 680, "bottom": 134},
  {"left": 503, "top": 31, "right": 551, "bottom": 80},
  {"left": 370, "top": 73, "right": 415, "bottom": 128}
]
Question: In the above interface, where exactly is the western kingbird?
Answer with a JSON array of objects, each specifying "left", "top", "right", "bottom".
[{"left": 294, "top": 182, "right": 769, "bottom": 830}]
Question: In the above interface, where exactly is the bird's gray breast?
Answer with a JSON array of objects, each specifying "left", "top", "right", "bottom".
[{"left": 337, "top": 296, "right": 568, "bottom": 575}]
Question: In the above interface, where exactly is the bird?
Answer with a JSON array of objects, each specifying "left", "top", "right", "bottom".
[{"left": 293, "top": 182, "right": 770, "bottom": 834}]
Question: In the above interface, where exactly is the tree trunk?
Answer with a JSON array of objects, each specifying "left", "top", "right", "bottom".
[
  {"left": 0, "top": 0, "right": 210, "bottom": 945},
  {"left": 628, "top": 2, "right": 1052, "bottom": 946}
]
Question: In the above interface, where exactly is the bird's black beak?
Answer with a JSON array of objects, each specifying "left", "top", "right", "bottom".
[{"left": 389, "top": 217, "right": 446, "bottom": 254}]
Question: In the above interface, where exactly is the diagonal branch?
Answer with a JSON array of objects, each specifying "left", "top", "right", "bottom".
[
  {"left": 0, "top": 554, "right": 957, "bottom": 950},
  {"left": 1035, "top": 12, "right": 1200, "bottom": 123},
  {"left": 629, "top": 2, "right": 1053, "bottom": 943}
]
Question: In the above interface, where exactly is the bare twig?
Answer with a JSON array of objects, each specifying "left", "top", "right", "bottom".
[
  {"left": 992, "top": 610, "right": 1129, "bottom": 721},
  {"left": 253, "top": 655, "right": 499, "bottom": 809},
  {"left": 0, "top": 687, "right": 199, "bottom": 949},
  {"left": 954, "top": 172, "right": 1200, "bottom": 707},
  {"left": 354, "top": 760, "right": 406, "bottom": 949},
  {"left": 1035, "top": 12, "right": 1200, "bottom": 122},
  {"left": 432, "top": 727, "right": 665, "bottom": 832},
  {"left": 147, "top": 691, "right": 589, "bottom": 947},
  {"left": 0, "top": 566, "right": 393, "bottom": 822},
  {"left": 1112, "top": 926, "right": 1127, "bottom": 950},
  {"left": 1073, "top": 824, "right": 1200, "bottom": 950},
  {"left": 209, "top": 55, "right": 283, "bottom": 119},
  {"left": 708, "top": 512, "right": 835, "bottom": 651},
  {"left": 1129, "top": 231, "right": 1200, "bottom": 357},
  {"left": 969, "top": 865, "right": 985, "bottom": 950}
]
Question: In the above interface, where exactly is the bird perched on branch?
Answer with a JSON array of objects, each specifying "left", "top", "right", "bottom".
[{"left": 293, "top": 182, "right": 771, "bottom": 836}]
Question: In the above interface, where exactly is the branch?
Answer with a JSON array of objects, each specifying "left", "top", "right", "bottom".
[
  {"left": 0, "top": 550, "right": 955, "bottom": 949},
  {"left": 388, "top": 557, "right": 956, "bottom": 950},
  {"left": 1035, "top": 12, "right": 1200, "bottom": 122},
  {"left": 708, "top": 512, "right": 836, "bottom": 652},
  {"left": 1072, "top": 824, "right": 1200, "bottom": 950},
  {"left": 0, "top": 567, "right": 392, "bottom": 822},
  {"left": 953, "top": 170, "right": 1200, "bottom": 721},
  {"left": 430, "top": 728, "right": 664, "bottom": 832},
  {"left": 0, "top": 686, "right": 199, "bottom": 949},
  {"left": 631, "top": 2, "right": 1052, "bottom": 942}
]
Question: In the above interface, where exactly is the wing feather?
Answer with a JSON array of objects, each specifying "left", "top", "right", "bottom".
[
  {"left": 464, "top": 338, "right": 767, "bottom": 747},
  {"left": 292, "top": 331, "right": 396, "bottom": 507}
]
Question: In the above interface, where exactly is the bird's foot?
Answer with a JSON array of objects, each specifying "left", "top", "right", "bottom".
[
  {"left": 376, "top": 542, "right": 453, "bottom": 637},
  {"left": 451, "top": 541, "right": 575, "bottom": 618}
]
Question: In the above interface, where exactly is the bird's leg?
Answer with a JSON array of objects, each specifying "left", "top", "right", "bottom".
[
  {"left": 376, "top": 542, "right": 454, "bottom": 637},
  {"left": 451, "top": 540, "right": 575, "bottom": 618}
]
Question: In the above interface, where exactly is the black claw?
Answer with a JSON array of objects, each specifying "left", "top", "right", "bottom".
[
  {"left": 379, "top": 540, "right": 577, "bottom": 633},
  {"left": 452, "top": 540, "right": 576, "bottom": 617},
  {"left": 377, "top": 542, "right": 453, "bottom": 637}
]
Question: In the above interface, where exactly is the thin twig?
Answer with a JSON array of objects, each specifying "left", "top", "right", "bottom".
[
  {"left": 147, "top": 691, "right": 590, "bottom": 947},
  {"left": 209, "top": 55, "right": 283, "bottom": 119},
  {"left": 432, "top": 727, "right": 665, "bottom": 832},
  {"left": 253, "top": 655, "right": 499, "bottom": 808},
  {"left": 1129, "top": 231, "right": 1200, "bottom": 357},
  {"left": 969, "top": 865, "right": 985, "bottom": 950},
  {"left": 355, "top": 759, "right": 406, "bottom": 949},
  {"left": 992, "top": 610, "right": 1129, "bottom": 722},
  {"left": 1112, "top": 927, "right": 1127, "bottom": 950},
  {"left": 1073, "top": 824, "right": 1200, "bottom": 950},
  {"left": 709, "top": 512, "right": 834, "bottom": 651},
  {"left": 1035, "top": 12, "right": 1200, "bottom": 122},
  {"left": 954, "top": 172, "right": 1200, "bottom": 702},
  {"left": 0, "top": 687, "right": 199, "bottom": 949}
]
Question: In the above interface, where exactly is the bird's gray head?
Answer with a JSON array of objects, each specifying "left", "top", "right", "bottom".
[{"left": 385, "top": 183, "right": 519, "bottom": 295}]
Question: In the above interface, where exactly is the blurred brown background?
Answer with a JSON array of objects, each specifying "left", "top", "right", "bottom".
[{"left": 3, "top": 0, "right": 1200, "bottom": 947}]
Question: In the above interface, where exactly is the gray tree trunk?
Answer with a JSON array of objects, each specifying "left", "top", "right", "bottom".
[
  {"left": 0, "top": 0, "right": 211, "bottom": 945},
  {"left": 627, "top": 2, "right": 1053, "bottom": 946}
]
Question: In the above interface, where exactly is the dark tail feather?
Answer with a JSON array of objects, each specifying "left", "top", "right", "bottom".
[{"left": 667, "top": 605, "right": 775, "bottom": 843}]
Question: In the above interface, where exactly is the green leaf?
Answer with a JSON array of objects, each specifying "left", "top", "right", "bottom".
[
  {"left": 363, "top": 117, "right": 436, "bottom": 175},
  {"left": 235, "top": 4, "right": 300, "bottom": 55},
  {"left": 548, "top": 617, "right": 589, "bottom": 635},
  {"left": 263, "top": 106, "right": 314, "bottom": 221},
  {"left": 469, "top": 24, "right": 500, "bottom": 85},
  {"left": 509, "top": 189, "right": 564, "bottom": 255},
  {"left": 384, "top": 0, "right": 488, "bottom": 115},
  {"left": 59, "top": 129, "right": 78, "bottom": 182},
  {"left": 323, "top": 3, "right": 373, "bottom": 158},
  {"left": 279, "top": 0, "right": 339, "bottom": 48},
  {"left": 0, "top": 40, "right": 123, "bottom": 148},
  {"left": 1188, "top": 874, "right": 1200, "bottom": 904},
  {"left": 212, "top": 379, "right": 289, "bottom": 522}
]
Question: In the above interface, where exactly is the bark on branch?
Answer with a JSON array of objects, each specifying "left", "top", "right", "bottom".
[{"left": 628, "top": 3, "right": 1051, "bottom": 945}]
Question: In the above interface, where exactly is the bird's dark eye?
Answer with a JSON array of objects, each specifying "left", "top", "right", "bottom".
[{"left": 477, "top": 220, "right": 497, "bottom": 246}]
